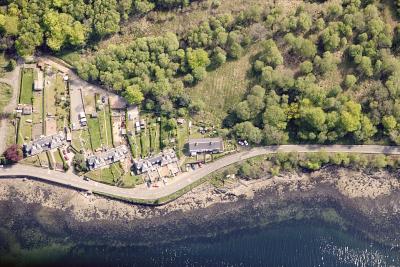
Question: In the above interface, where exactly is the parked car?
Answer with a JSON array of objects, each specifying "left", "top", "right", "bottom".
[
  {"left": 62, "top": 150, "right": 67, "bottom": 155},
  {"left": 101, "top": 96, "right": 106, "bottom": 103},
  {"left": 64, "top": 155, "right": 69, "bottom": 161}
]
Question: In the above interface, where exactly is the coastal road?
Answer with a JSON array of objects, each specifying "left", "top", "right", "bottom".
[{"left": 1, "top": 145, "right": 400, "bottom": 203}]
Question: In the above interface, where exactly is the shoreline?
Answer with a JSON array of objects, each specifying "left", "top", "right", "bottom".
[{"left": 1, "top": 166, "right": 400, "bottom": 249}]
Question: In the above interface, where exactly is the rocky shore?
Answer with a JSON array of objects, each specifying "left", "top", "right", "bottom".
[{"left": 1, "top": 166, "right": 400, "bottom": 250}]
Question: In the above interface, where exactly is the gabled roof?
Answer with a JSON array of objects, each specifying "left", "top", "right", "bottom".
[{"left": 188, "top": 138, "right": 224, "bottom": 153}]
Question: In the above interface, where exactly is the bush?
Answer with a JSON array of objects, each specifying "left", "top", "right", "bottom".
[{"left": 344, "top": 74, "right": 357, "bottom": 88}]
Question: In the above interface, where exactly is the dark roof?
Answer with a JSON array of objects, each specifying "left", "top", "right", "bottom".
[{"left": 188, "top": 138, "right": 223, "bottom": 153}]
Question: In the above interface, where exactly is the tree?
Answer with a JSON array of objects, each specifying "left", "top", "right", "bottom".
[
  {"left": 314, "top": 52, "right": 339, "bottom": 74},
  {"left": 186, "top": 48, "right": 210, "bottom": 70},
  {"left": 344, "top": 74, "right": 357, "bottom": 88},
  {"left": 6, "top": 59, "right": 16, "bottom": 72},
  {"left": 3, "top": 145, "right": 22, "bottom": 163},
  {"left": 233, "top": 121, "right": 263, "bottom": 144},
  {"left": 260, "top": 39, "right": 283, "bottom": 68},
  {"left": 382, "top": 115, "right": 397, "bottom": 132},
  {"left": 92, "top": 0, "right": 121, "bottom": 37},
  {"left": 339, "top": 101, "right": 362, "bottom": 133},
  {"left": 123, "top": 85, "right": 144, "bottom": 105},
  {"left": 73, "top": 153, "right": 87, "bottom": 172},
  {"left": 300, "top": 61, "right": 313, "bottom": 74}
]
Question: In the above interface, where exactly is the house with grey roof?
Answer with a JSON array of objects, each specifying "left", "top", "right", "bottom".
[
  {"left": 133, "top": 149, "right": 178, "bottom": 175},
  {"left": 24, "top": 132, "right": 66, "bottom": 157},
  {"left": 187, "top": 138, "right": 224, "bottom": 156},
  {"left": 86, "top": 145, "right": 129, "bottom": 170}
]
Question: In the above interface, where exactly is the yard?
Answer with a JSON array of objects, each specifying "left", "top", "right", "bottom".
[
  {"left": 71, "top": 129, "right": 92, "bottom": 153},
  {"left": 0, "top": 82, "right": 12, "bottom": 113},
  {"left": 54, "top": 74, "right": 69, "bottom": 131},
  {"left": 20, "top": 68, "right": 33, "bottom": 105},
  {"left": 87, "top": 117, "right": 102, "bottom": 150},
  {"left": 98, "top": 102, "right": 113, "bottom": 148},
  {"left": 85, "top": 163, "right": 125, "bottom": 185},
  {"left": 17, "top": 116, "right": 32, "bottom": 145}
]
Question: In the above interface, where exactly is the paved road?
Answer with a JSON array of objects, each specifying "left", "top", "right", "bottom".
[{"left": 1, "top": 145, "right": 400, "bottom": 203}]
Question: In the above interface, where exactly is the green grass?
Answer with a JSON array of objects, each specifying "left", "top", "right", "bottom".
[
  {"left": 20, "top": 68, "right": 33, "bottom": 105},
  {"left": 0, "top": 83, "right": 12, "bottom": 113},
  {"left": 32, "top": 92, "right": 43, "bottom": 125},
  {"left": 189, "top": 45, "right": 260, "bottom": 126},
  {"left": 85, "top": 163, "right": 125, "bottom": 186},
  {"left": 38, "top": 152, "right": 50, "bottom": 167},
  {"left": 177, "top": 124, "right": 189, "bottom": 157},
  {"left": 20, "top": 155, "right": 41, "bottom": 167},
  {"left": 54, "top": 74, "right": 69, "bottom": 131},
  {"left": 17, "top": 116, "right": 32, "bottom": 144},
  {"left": 120, "top": 173, "right": 143, "bottom": 188},
  {"left": 86, "top": 168, "right": 115, "bottom": 185},
  {"left": 149, "top": 122, "right": 161, "bottom": 154},
  {"left": 46, "top": 151, "right": 54, "bottom": 170},
  {"left": 54, "top": 149, "right": 64, "bottom": 166},
  {"left": 87, "top": 117, "right": 102, "bottom": 150},
  {"left": 140, "top": 131, "right": 150, "bottom": 157},
  {"left": 71, "top": 129, "right": 93, "bottom": 152},
  {"left": 98, "top": 105, "right": 113, "bottom": 148}
]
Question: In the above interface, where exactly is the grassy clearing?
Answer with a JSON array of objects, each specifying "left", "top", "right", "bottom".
[
  {"left": 20, "top": 68, "right": 33, "bottom": 105},
  {"left": 0, "top": 83, "right": 12, "bottom": 113},
  {"left": 87, "top": 117, "right": 102, "bottom": 150},
  {"left": 189, "top": 45, "right": 260, "bottom": 126}
]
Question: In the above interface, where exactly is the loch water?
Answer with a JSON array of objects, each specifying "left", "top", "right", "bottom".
[{"left": 2, "top": 219, "right": 400, "bottom": 267}]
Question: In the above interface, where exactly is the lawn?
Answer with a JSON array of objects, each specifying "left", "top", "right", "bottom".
[
  {"left": 20, "top": 155, "right": 41, "bottom": 167},
  {"left": 140, "top": 131, "right": 150, "bottom": 157},
  {"left": 0, "top": 83, "right": 12, "bottom": 113},
  {"left": 87, "top": 117, "right": 102, "bottom": 150},
  {"left": 71, "top": 129, "right": 92, "bottom": 152},
  {"left": 149, "top": 121, "right": 160, "bottom": 154},
  {"left": 54, "top": 74, "right": 69, "bottom": 131},
  {"left": 85, "top": 163, "right": 125, "bottom": 186},
  {"left": 20, "top": 68, "right": 33, "bottom": 104},
  {"left": 32, "top": 91, "right": 43, "bottom": 125},
  {"left": 119, "top": 173, "right": 143, "bottom": 188},
  {"left": 54, "top": 149, "right": 65, "bottom": 166},
  {"left": 38, "top": 152, "right": 50, "bottom": 167},
  {"left": 189, "top": 45, "right": 260, "bottom": 126},
  {"left": 98, "top": 105, "right": 113, "bottom": 148},
  {"left": 177, "top": 124, "right": 189, "bottom": 157},
  {"left": 17, "top": 116, "right": 32, "bottom": 145},
  {"left": 44, "top": 75, "right": 57, "bottom": 116}
]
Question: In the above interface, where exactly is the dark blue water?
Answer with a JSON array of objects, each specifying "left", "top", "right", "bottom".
[{"left": 38, "top": 221, "right": 400, "bottom": 267}]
